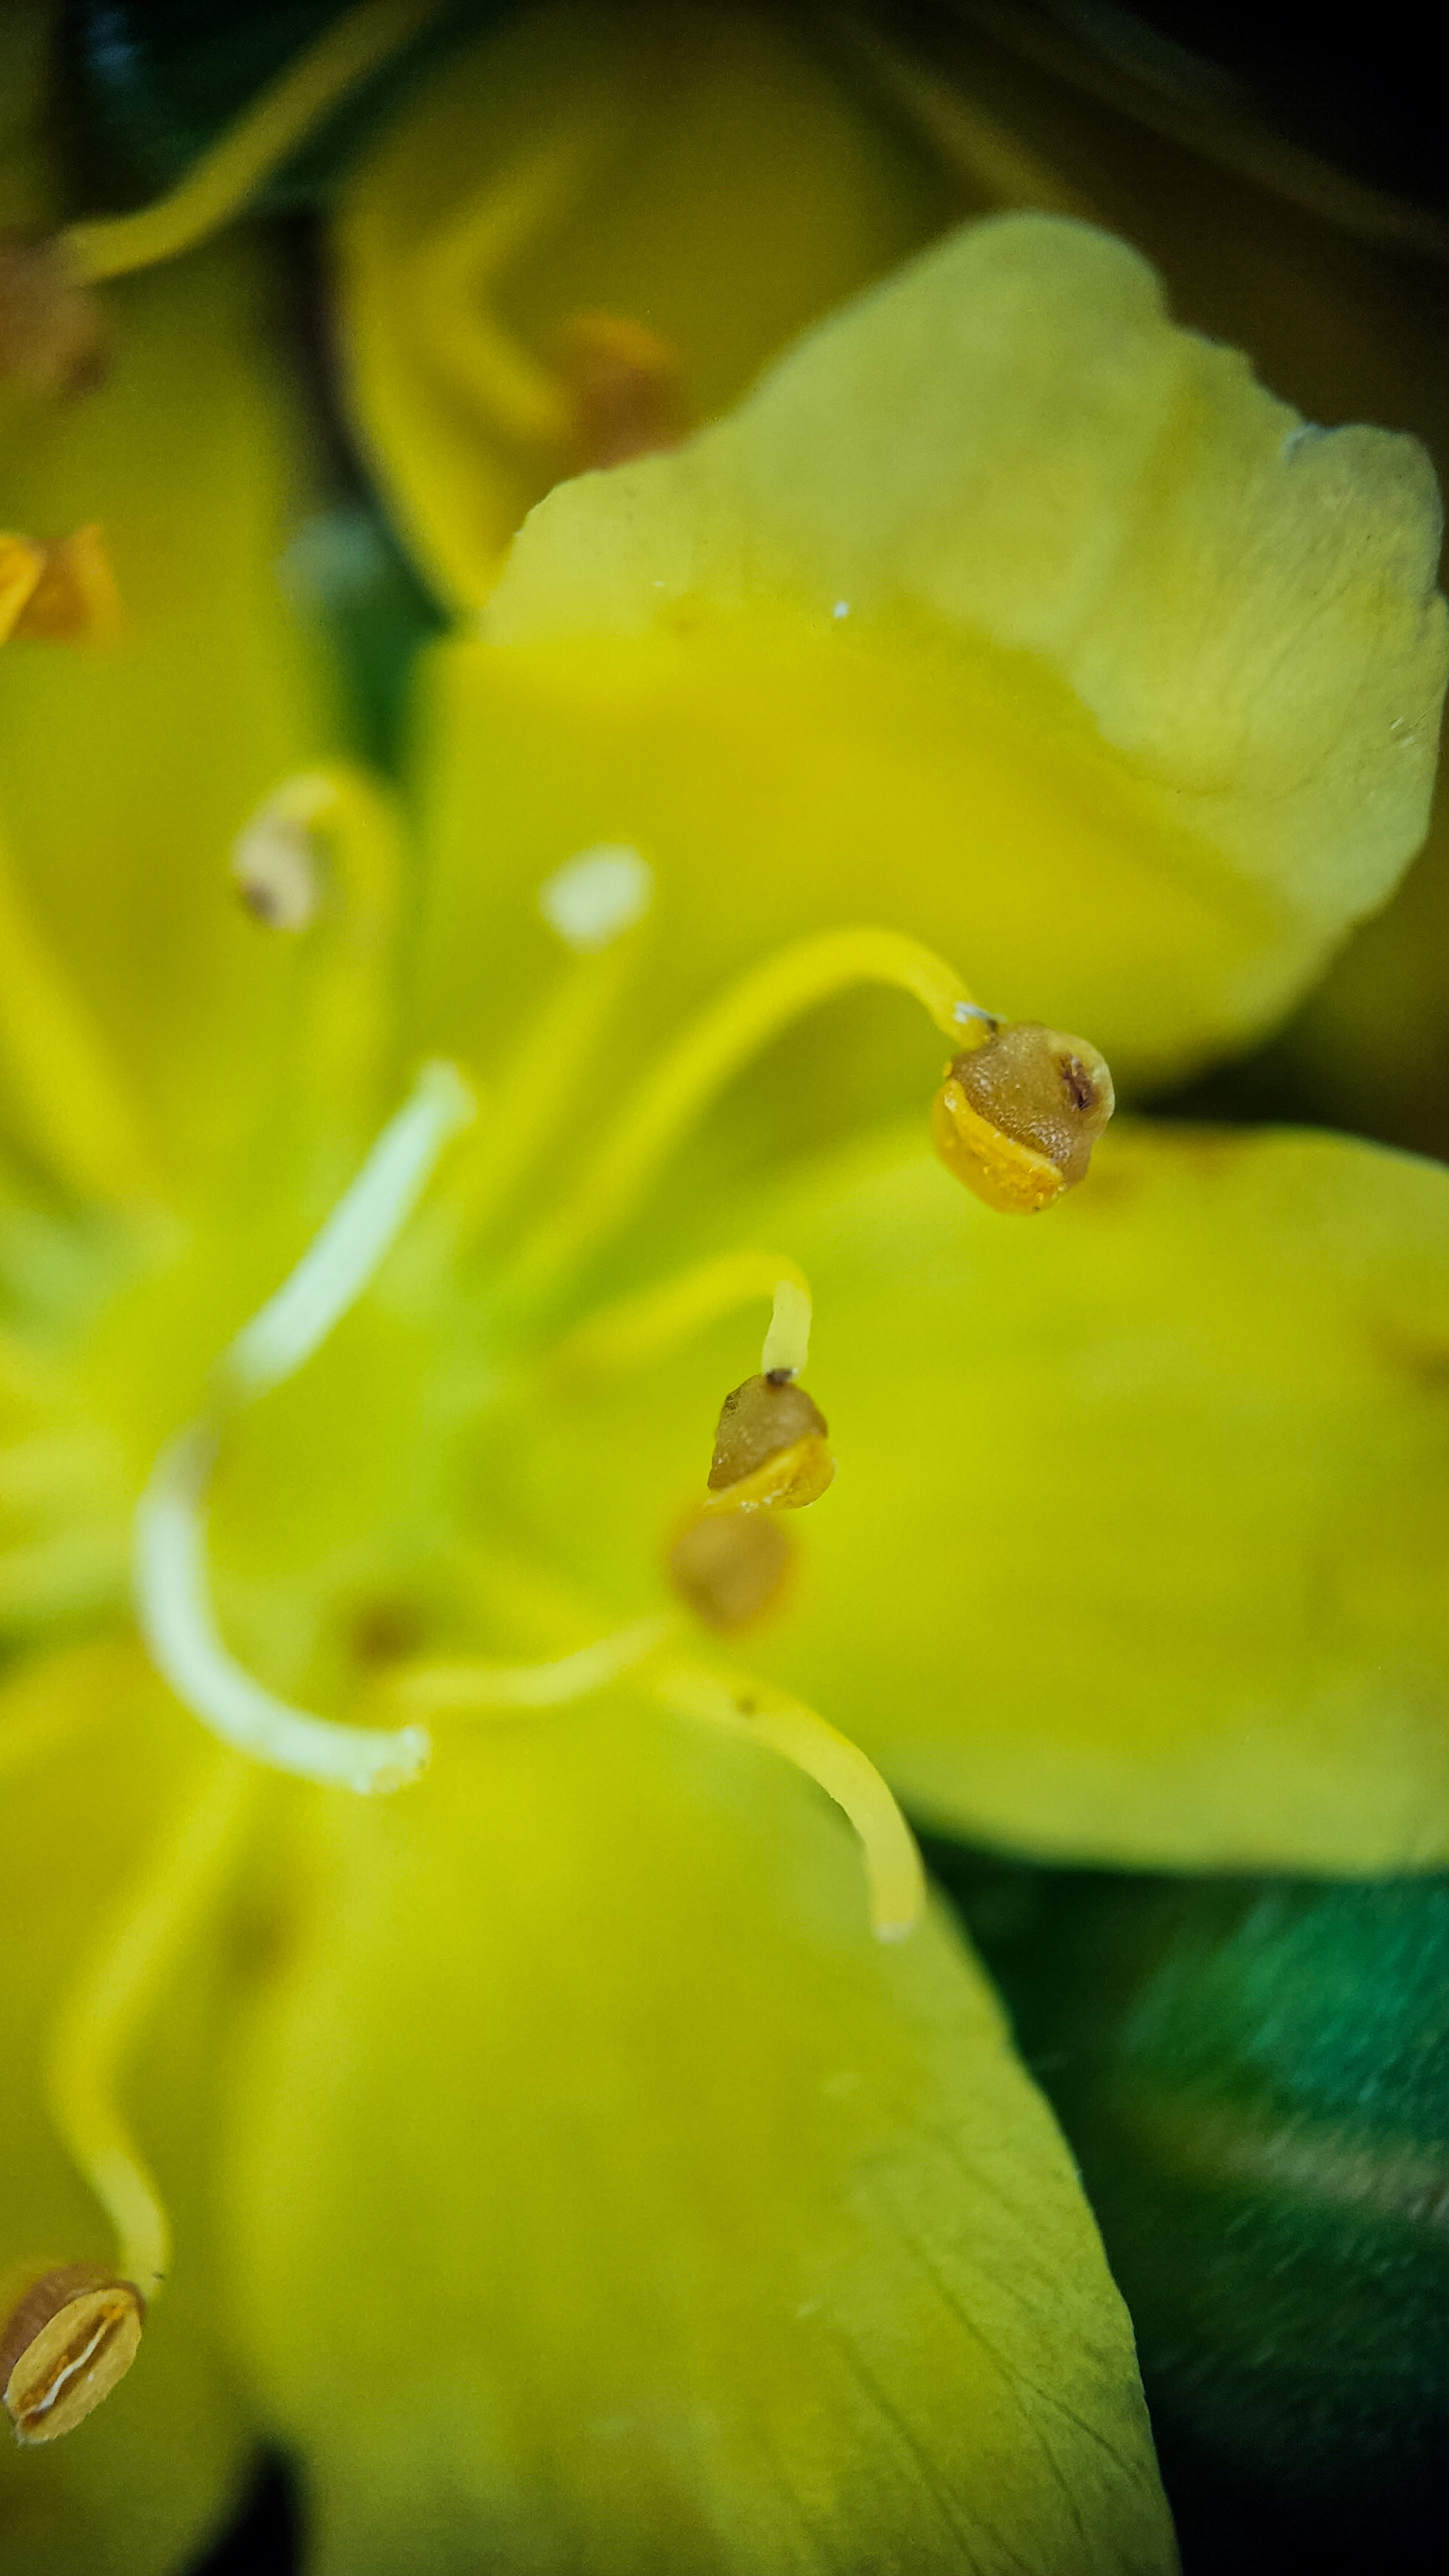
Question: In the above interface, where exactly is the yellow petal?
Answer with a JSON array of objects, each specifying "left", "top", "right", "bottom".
[
  {"left": 333, "top": 0, "right": 961, "bottom": 610},
  {"left": 0, "top": 1644, "right": 250, "bottom": 2573},
  {"left": 413, "top": 214, "right": 1445, "bottom": 1101},
  {"left": 0, "top": 237, "right": 341, "bottom": 1187},
  {"left": 513, "top": 1122, "right": 1449, "bottom": 1876},
  {"left": 222, "top": 1710, "right": 1172, "bottom": 2572},
  {"left": 764, "top": 1123, "right": 1449, "bottom": 1872}
]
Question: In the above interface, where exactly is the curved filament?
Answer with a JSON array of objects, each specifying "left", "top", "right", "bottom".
[
  {"left": 64, "top": 0, "right": 451, "bottom": 282},
  {"left": 46, "top": 1752, "right": 254, "bottom": 2297},
  {"left": 655, "top": 1660, "right": 925, "bottom": 1942},
  {"left": 510, "top": 926, "right": 985, "bottom": 1294}
]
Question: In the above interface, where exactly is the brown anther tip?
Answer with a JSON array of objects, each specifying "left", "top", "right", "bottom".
[
  {"left": 1, "top": 2265, "right": 144, "bottom": 2444},
  {"left": 557, "top": 309, "right": 686, "bottom": 471},
  {"left": 667, "top": 1508, "right": 795, "bottom": 1632},
  {"left": 932, "top": 1020, "right": 1114, "bottom": 1214},
  {"left": 708, "top": 1374, "right": 829, "bottom": 1496},
  {"left": 230, "top": 810, "right": 321, "bottom": 933},
  {"left": 1, "top": 524, "right": 122, "bottom": 646},
  {"left": 0, "top": 235, "right": 109, "bottom": 399}
]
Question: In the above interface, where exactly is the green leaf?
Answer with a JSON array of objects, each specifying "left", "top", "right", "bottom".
[{"left": 933, "top": 1842, "right": 1449, "bottom": 2508}]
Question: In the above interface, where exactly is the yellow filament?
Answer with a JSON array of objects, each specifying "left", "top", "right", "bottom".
[
  {"left": 0, "top": 1524, "right": 129, "bottom": 1629},
  {"left": 0, "top": 535, "right": 43, "bottom": 641},
  {"left": 238, "top": 763, "right": 404, "bottom": 1115},
  {"left": 407, "top": 125, "right": 621, "bottom": 450},
  {"left": 654, "top": 1661, "right": 925, "bottom": 1942},
  {"left": 550, "top": 1250, "right": 813, "bottom": 1383},
  {"left": 0, "top": 1427, "right": 115, "bottom": 1518},
  {"left": 0, "top": 1330, "right": 57, "bottom": 1419},
  {"left": 819, "top": 13, "right": 1092, "bottom": 217},
  {"left": 451, "top": 938, "right": 640, "bottom": 1240},
  {"left": 379, "top": 1614, "right": 673, "bottom": 1718},
  {"left": 46, "top": 1753, "right": 254, "bottom": 2297},
  {"left": 761, "top": 1277, "right": 811, "bottom": 1380},
  {"left": 0, "top": 819, "right": 159, "bottom": 1206},
  {"left": 63, "top": 0, "right": 450, "bottom": 283},
  {"left": 512, "top": 927, "right": 983, "bottom": 1292},
  {"left": 0, "top": 1689, "right": 107, "bottom": 1788}
]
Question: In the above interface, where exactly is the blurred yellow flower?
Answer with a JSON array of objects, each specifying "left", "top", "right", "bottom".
[{"left": 1, "top": 8, "right": 1447, "bottom": 2572}]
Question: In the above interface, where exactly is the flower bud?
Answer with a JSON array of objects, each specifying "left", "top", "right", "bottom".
[
  {"left": 706, "top": 1374, "right": 835, "bottom": 1510},
  {"left": 933, "top": 1021, "right": 1114, "bottom": 1213},
  {"left": 1, "top": 2263, "right": 144, "bottom": 2444}
]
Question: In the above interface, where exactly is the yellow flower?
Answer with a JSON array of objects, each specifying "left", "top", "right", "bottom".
[{"left": 1, "top": 9, "right": 1447, "bottom": 2572}]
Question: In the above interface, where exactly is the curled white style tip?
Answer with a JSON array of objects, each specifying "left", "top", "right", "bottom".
[{"left": 539, "top": 845, "right": 654, "bottom": 952}]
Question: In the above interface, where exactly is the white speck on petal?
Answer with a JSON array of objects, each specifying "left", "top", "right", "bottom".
[
  {"left": 832, "top": 599, "right": 851, "bottom": 619},
  {"left": 539, "top": 844, "right": 654, "bottom": 952}
]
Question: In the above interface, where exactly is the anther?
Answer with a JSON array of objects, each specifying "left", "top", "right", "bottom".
[
  {"left": 705, "top": 1374, "right": 835, "bottom": 1511},
  {"left": 667, "top": 1508, "right": 796, "bottom": 1632},
  {"left": 1, "top": 2265, "right": 143, "bottom": 2444},
  {"left": 0, "top": 526, "right": 121, "bottom": 646},
  {"left": 932, "top": 1019, "right": 1114, "bottom": 1213},
  {"left": 231, "top": 804, "right": 321, "bottom": 932},
  {"left": 557, "top": 311, "right": 685, "bottom": 471},
  {"left": 0, "top": 237, "right": 108, "bottom": 397}
]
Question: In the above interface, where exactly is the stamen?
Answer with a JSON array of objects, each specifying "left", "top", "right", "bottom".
[
  {"left": 60, "top": 0, "right": 451, "bottom": 284},
  {"left": 0, "top": 1658, "right": 111, "bottom": 1788},
  {"left": 406, "top": 122, "right": 621, "bottom": 450},
  {"left": 509, "top": 926, "right": 987, "bottom": 1294},
  {"left": 231, "top": 764, "right": 406, "bottom": 1113},
  {"left": 135, "top": 1063, "right": 473, "bottom": 1791},
  {"left": 666, "top": 1510, "right": 795, "bottom": 1633},
  {"left": 655, "top": 1661, "right": 925, "bottom": 1941},
  {"left": 451, "top": 864, "right": 649, "bottom": 1239},
  {"left": 231, "top": 812, "right": 320, "bottom": 932},
  {"left": 46, "top": 1753, "right": 253, "bottom": 2301},
  {"left": 0, "top": 1524, "right": 129, "bottom": 1630},
  {"left": 933, "top": 1019, "right": 1115, "bottom": 1213},
  {"left": 705, "top": 1376, "right": 835, "bottom": 1512},
  {"left": 0, "top": 815, "right": 158, "bottom": 1206},
  {"left": 0, "top": 237, "right": 108, "bottom": 396},
  {"left": 0, "top": 526, "right": 121, "bottom": 646},
  {"left": 1, "top": 2268, "right": 144, "bottom": 2444},
  {"left": 0, "top": 1755, "right": 256, "bottom": 2439},
  {"left": 556, "top": 311, "right": 685, "bottom": 470},
  {"left": 0, "top": 535, "right": 43, "bottom": 640},
  {"left": 378, "top": 1615, "right": 673, "bottom": 1717},
  {"left": 538, "top": 844, "right": 653, "bottom": 952}
]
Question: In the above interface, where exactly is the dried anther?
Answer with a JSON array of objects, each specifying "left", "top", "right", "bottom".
[
  {"left": 557, "top": 310, "right": 685, "bottom": 471},
  {"left": 1, "top": 2264, "right": 144, "bottom": 2444},
  {"left": 706, "top": 1374, "right": 835, "bottom": 1510},
  {"left": 667, "top": 1507, "right": 795, "bottom": 1631},
  {"left": 932, "top": 1019, "right": 1114, "bottom": 1213},
  {"left": 0, "top": 235, "right": 108, "bottom": 398},
  {"left": 231, "top": 807, "right": 321, "bottom": 930},
  {"left": 0, "top": 524, "right": 121, "bottom": 646}
]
